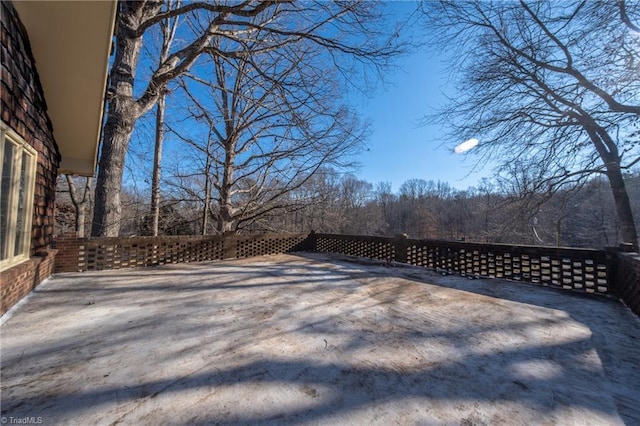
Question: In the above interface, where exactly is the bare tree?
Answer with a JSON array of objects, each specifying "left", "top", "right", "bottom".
[
  {"left": 271, "top": 169, "right": 345, "bottom": 233},
  {"left": 421, "top": 0, "right": 640, "bottom": 247},
  {"left": 374, "top": 181, "right": 396, "bottom": 235},
  {"left": 167, "top": 33, "right": 368, "bottom": 234},
  {"left": 92, "top": 0, "right": 404, "bottom": 236},
  {"left": 63, "top": 175, "right": 92, "bottom": 237},
  {"left": 149, "top": 0, "right": 180, "bottom": 236}
]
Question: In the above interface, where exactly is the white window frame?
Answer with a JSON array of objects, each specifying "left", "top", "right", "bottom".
[{"left": 0, "top": 121, "right": 37, "bottom": 271}]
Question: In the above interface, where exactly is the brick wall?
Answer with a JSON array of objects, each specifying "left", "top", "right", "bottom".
[
  {"left": 0, "top": 249, "right": 57, "bottom": 315},
  {"left": 1, "top": 1, "right": 61, "bottom": 316}
]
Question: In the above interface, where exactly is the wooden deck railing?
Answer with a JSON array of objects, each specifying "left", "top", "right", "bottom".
[
  {"left": 310, "top": 233, "right": 613, "bottom": 295},
  {"left": 54, "top": 233, "right": 310, "bottom": 272},
  {"left": 53, "top": 232, "right": 639, "bottom": 315}
]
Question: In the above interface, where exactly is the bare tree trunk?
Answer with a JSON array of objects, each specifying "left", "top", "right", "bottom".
[
  {"left": 202, "top": 136, "right": 212, "bottom": 236},
  {"left": 149, "top": 3, "right": 178, "bottom": 237},
  {"left": 583, "top": 122, "right": 639, "bottom": 248},
  {"left": 92, "top": 111, "right": 137, "bottom": 236},
  {"left": 216, "top": 167, "right": 236, "bottom": 234},
  {"left": 202, "top": 172, "right": 210, "bottom": 235},
  {"left": 605, "top": 162, "right": 638, "bottom": 248},
  {"left": 66, "top": 175, "right": 92, "bottom": 237},
  {"left": 150, "top": 93, "right": 165, "bottom": 236},
  {"left": 92, "top": 6, "right": 145, "bottom": 237}
]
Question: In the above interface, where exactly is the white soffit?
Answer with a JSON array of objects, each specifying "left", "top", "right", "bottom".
[{"left": 14, "top": 0, "right": 117, "bottom": 176}]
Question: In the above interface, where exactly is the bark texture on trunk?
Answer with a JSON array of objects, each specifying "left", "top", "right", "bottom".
[
  {"left": 150, "top": 94, "right": 165, "bottom": 236},
  {"left": 202, "top": 134, "right": 212, "bottom": 236},
  {"left": 216, "top": 136, "right": 236, "bottom": 234},
  {"left": 92, "top": 117, "right": 135, "bottom": 236},
  {"left": 66, "top": 175, "right": 91, "bottom": 238},
  {"left": 605, "top": 162, "right": 638, "bottom": 248},
  {"left": 92, "top": 4, "right": 146, "bottom": 236},
  {"left": 584, "top": 121, "right": 639, "bottom": 249}
]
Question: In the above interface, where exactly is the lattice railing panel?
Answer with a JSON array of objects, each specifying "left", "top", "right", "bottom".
[
  {"left": 56, "top": 234, "right": 310, "bottom": 272},
  {"left": 75, "top": 237, "right": 226, "bottom": 271},
  {"left": 56, "top": 233, "right": 618, "bottom": 298},
  {"left": 234, "top": 235, "right": 310, "bottom": 259},
  {"left": 315, "top": 235, "right": 394, "bottom": 262},
  {"left": 311, "top": 234, "right": 613, "bottom": 295},
  {"left": 405, "top": 240, "right": 610, "bottom": 294}
]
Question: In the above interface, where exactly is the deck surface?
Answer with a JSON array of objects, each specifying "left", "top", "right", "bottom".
[{"left": 1, "top": 253, "right": 639, "bottom": 425}]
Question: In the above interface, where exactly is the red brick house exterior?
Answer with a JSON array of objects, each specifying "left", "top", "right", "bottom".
[
  {"left": 1, "top": 1, "right": 60, "bottom": 314},
  {"left": 1, "top": 1, "right": 116, "bottom": 315}
]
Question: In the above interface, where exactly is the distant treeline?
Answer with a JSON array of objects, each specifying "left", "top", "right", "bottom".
[{"left": 56, "top": 171, "right": 640, "bottom": 249}]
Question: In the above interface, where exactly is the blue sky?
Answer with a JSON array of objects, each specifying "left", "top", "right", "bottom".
[
  {"left": 126, "top": 1, "right": 496, "bottom": 194},
  {"left": 352, "top": 39, "right": 494, "bottom": 192}
]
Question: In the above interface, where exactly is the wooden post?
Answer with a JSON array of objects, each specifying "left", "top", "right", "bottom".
[
  {"left": 394, "top": 233, "right": 408, "bottom": 264},
  {"left": 222, "top": 233, "right": 237, "bottom": 259},
  {"left": 604, "top": 246, "right": 620, "bottom": 296},
  {"left": 307, "top": 230, "right": 317, "bottom": 252}
]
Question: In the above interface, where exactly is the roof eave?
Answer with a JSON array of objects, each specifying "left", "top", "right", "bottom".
[{"left": 14, "top": 0, "right": 118, "bottom": 176}]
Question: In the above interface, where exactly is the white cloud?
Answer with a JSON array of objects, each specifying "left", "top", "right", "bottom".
[{"left": 454, "top": 138, "right": 479, "bottom": 154}]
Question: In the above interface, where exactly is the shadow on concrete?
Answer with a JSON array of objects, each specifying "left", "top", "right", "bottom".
[{"left": 1, "top": 253, "right": 638, "bottom": 424}]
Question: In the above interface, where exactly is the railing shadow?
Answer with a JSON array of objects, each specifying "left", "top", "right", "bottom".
[{"left": 2, "top": 252, "right": 639, "bottom": 424}]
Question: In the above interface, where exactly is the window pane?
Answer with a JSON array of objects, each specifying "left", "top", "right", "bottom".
[
  {"left": 1, "top": 140, "right": 15, "bottom": 260},
  {"left": 14, "top": 151, "right": 30, "bottom": 255}
]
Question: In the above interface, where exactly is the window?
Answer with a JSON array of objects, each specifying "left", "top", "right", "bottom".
[{"left": 0, "top": 122, "right": 37, "bottom": 270}]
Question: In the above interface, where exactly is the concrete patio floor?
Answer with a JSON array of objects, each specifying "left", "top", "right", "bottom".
[{"left": 1, "top": 252, "right": 639, "bottom": 425}]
